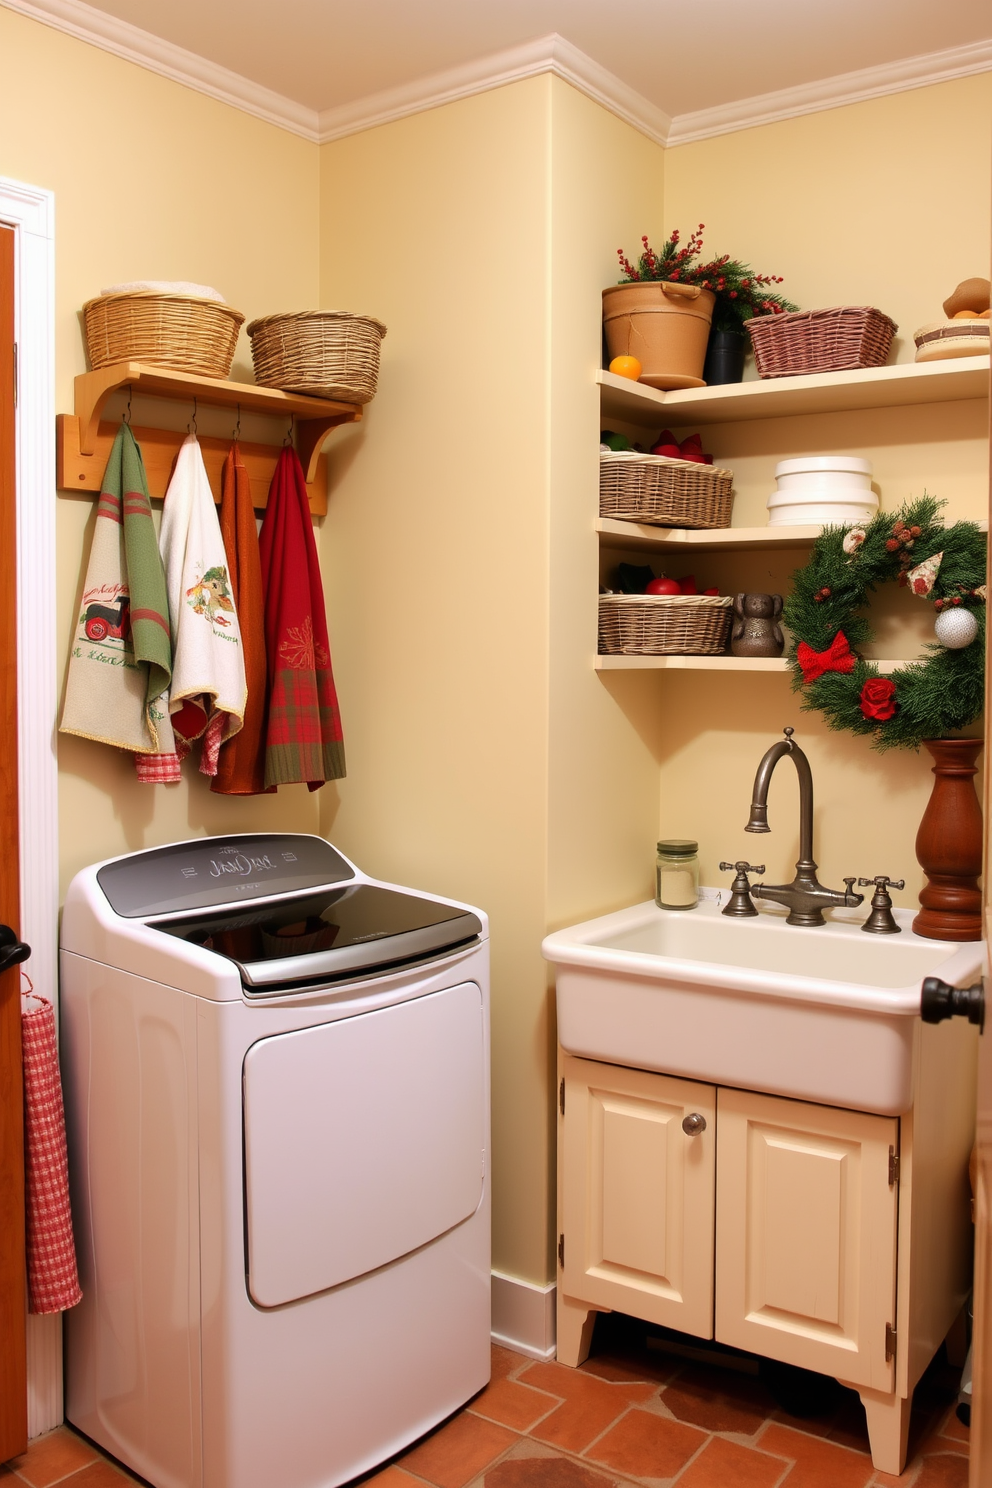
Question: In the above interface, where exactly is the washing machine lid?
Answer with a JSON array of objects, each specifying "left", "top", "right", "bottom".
[
  {"left": 97, "top": 833, "right": 354, "bottom": 918},
  {"left": 155, "top": 882, "right": 482, "bottom": 989}
]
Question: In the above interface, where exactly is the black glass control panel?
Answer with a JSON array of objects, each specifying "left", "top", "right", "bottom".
[
  {"left": 97, "top": 835, "right": 355, "bottom": 918},
  {"left": 154, "top": 883, "right": 482, "bottom": 988}
]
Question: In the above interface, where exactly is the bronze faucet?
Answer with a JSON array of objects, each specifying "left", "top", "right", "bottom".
[{"left": 744, "top": 727, "right": 864, "bottom": 927}]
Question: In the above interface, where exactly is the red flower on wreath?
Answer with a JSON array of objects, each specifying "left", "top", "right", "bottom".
[{"left": 859, "top": 678, "right": 897, "bottom": 722}]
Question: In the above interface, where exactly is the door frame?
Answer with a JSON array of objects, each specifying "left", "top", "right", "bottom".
[{"left": 0, "top": 177, "right": 59, "bottom": 1437}]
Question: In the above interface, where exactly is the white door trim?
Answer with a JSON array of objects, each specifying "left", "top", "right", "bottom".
[{"left": 0, "top": 174, "right": 61, "bottom": 1437}]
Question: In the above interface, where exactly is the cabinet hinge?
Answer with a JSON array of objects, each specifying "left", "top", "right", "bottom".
[
  {"left": 885, "top": 1323, "right": 897, "bottom": 1362},
  {"left": 559, "top": 1078, "right": 565, "bottom": 1116},
  {"left": 558, "top": 1233, "right": 565, "bottom": 1269},
  {"left": 888, "top": 1147, "right": 900, "bottom": 1186}
]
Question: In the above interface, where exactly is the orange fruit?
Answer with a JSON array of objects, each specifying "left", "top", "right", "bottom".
[
  {"left": 952, "top": 310, "right": 980, "bottom": 320},
  {"left": 609, "top": 355, "right": 642, "bottom": 381}
]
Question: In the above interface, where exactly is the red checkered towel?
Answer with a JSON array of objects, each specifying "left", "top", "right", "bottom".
[{"left": 21, "top": 995, "right": 82, "bottom": 1314}]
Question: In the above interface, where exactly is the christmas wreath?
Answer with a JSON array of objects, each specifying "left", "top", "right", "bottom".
[{"left": 783, "top": 496, "right": 986, "bottom": 752}]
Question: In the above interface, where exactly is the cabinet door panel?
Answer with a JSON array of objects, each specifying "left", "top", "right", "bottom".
[
  {"left": 561, "top": 1056, "right": 715, "bottom": 1338},
  {"left": 715, "top": 1087, "right": 898, "bottom": 1392}
]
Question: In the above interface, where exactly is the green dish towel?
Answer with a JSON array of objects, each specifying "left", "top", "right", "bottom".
[{"left": 60, "top": 424, "right": 172, "bottom": 753}]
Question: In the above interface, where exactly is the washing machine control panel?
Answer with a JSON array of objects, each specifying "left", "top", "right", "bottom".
[{"left": 97, "top": 834, "right": 354, "bottom": 918}]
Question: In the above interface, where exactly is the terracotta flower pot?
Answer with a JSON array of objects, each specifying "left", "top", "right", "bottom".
[
  {"left": 603, "top": 281, "right": 716, "bottom": 391},
  {"left": 913, "top": 738, "right": 983, "bottom": 942}
]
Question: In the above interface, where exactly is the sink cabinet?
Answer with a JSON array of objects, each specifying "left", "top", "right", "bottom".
[{"left": 557, "top": 1033, "right": 976, "bottom": 1475}]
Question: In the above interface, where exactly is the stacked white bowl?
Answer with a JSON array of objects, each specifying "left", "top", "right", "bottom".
[{"left": 767, "top": 456, "right": 878, "bottom": 527}]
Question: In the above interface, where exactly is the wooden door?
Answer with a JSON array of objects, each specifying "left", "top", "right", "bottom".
[
  {"left": 0, "top": 222, "right": 27, "bottom": 1459},
  {"left": 559, "top": 1054, "right": 716, "bottom": 1338},
  {"left": 715, "top": 1087, "right": 898, "bottom": 1393}
]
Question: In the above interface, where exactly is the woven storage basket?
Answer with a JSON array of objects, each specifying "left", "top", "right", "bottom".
[
  {"left": 247, "top": 311, "right": 387, "bottom": 403},
  {"left": 83, "top": 292, "right": 245, "bottom": 378},
  {"left": 598, "top": 594, "right": 733, "bottom": 655},
  {"left": 746, "top": 307, "right": 897, "bottom": 379},
  {"left": 600, "top": 451, "right": 734, "bottom": 529}
]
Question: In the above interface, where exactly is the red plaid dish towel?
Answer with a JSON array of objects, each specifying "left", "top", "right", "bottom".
[
  {"left": 21, "top": 995, "right": 82, "bottom": 1314},
  {"left": 259, "top": 447, "right": 345, "bottom": 789}
]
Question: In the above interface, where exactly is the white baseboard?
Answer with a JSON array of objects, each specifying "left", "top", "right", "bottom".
[{"left": 491, "top": 1271, "right": 557, "bottom": 1361}]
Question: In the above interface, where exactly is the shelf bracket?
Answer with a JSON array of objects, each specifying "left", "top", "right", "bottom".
[
  {"left": 75, "top": 364, "right": 136, "bottom": 455},
  {"left": 296, "top": 411, "right": 362, "bottom": 485}
]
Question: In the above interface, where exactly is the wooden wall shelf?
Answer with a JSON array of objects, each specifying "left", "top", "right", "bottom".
[{"left": 57, "top": 361, "right": 363, "bottom": 513}]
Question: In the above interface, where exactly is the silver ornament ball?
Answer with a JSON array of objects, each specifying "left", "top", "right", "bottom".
[{"left": 934, "top": 606, "right": 979, "bottom": 649}]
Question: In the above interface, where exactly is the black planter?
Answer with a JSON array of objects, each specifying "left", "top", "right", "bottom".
[{"left": 703, "top": 329, "right": 747, "bottom": 386}]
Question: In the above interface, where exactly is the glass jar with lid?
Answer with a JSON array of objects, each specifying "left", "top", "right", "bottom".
[{"left": 655, "top": 839, "right": 699, "bottom": 910}]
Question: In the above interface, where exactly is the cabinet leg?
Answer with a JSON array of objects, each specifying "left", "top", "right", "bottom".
[
  {"left": 556, "top": 1294, "right": 601, "bottom": 1367},
  {"left": 857, "top": 1387, "right": 912, "bottom": 1476}
]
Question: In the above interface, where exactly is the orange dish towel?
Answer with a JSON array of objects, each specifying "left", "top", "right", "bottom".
[
  {"left": 212, "top": 443, "right": 268, "bottom": 795},
  {"left": 21, "top": 995, "right": 82, "bottom": 1314}
]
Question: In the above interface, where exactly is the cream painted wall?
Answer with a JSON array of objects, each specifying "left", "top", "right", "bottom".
[
  {"left": 0, "top": 7, "right": 323, "bottom": 897},
  {"left": 546, "top": 77, "right": 667, "bottom": 930},
  {"left": 657, "top": 78, "right": 991, "bottom": 908},
  {"left": 317, "top": 79, "right": 553, "bottom": 1284},
  {"left": 664, "top": 74, "right": 992, "bottom": 371}
]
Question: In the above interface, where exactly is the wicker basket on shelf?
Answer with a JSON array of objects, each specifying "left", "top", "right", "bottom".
[
  {"left": 598, "top": 594, "right": 733, "bottom": 655},
  {"left": 83, "top": 292, "right": 245, "bottom": 378},
  {"left": 746, "top": 307, "right": 897, "bottom": 379},
  {"left": 600, "top": 451, "right": 734, "bottom": 529},
  {"left": 247, "top": 311, "right": 387, "bottom": 403}
]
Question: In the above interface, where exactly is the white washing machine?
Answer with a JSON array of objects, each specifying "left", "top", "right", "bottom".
[{"left": 60, "top": 833, "right": 490, "bottom": 1488}]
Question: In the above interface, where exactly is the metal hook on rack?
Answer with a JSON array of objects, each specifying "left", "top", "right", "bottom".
[
  {"left": 283, "top": 413, "right": 295, "bottom": 447},
  {"left": 188, "top": 397, "right": 198, "bottom": 436},
  {"left": 233, "top": 403, "right": 241, "bottom": 441},
  {"left": 123, "top": 384, "right": 132, "bottom": 426}
]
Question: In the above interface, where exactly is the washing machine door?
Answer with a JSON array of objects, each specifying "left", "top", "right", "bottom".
[{"left": 242, "top": 981, "right": 485, "bottom": 1307}]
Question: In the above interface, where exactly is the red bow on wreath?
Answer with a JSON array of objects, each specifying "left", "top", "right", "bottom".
[{"left": 797, "top": 631, "right": 856, "bottom": 683}]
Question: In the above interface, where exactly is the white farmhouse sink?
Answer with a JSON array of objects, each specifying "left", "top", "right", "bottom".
[{"left": 542, "top": 898, "right": 985, "bottom": 1115}]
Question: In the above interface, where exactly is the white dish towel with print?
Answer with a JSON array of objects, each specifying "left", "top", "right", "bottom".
[{"left": 152, "top": 434, "right": 247, "bottom": 775}]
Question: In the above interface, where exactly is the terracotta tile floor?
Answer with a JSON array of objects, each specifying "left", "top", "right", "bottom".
[{"left": 1, "top": 1324, "right": 969, "bottom": 1488}]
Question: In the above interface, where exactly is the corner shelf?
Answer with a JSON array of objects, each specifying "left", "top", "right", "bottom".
[
  {"left": 598, "top": 355, "right": 990, "bottom": 428},
  {"left": 596, "top": 517, "right": 987, "bottom": 554},
  {"left": 596, "top": 519, "right": 823, "bottom": 553},
  {"left": 57, "top": 361, "right": 364, "bottom": 514},
  {"left": 595, "top": 655, "right": 904, "bottom": 672}
]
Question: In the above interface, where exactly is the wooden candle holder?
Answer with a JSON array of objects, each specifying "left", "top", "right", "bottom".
[{"left": 913, "top": 738, "right": 983, "bottom": 942}]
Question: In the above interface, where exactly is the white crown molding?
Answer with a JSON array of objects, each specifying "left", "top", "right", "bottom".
[
  {"left": 668, "top": 37, "right": 992, "bottom": 146},
  {"left": 316, "top": 33, "right": 671, "bottom": 146},
  {"left": 0, "top": 0, "right": 320, "bottom": 140},
  {"left": 3, "top": 0, "right": 990, "bottom": 151}
]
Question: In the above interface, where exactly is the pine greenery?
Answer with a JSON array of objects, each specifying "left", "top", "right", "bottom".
[
  {"left": 782, "top": 497, "right": 986, "bottom": 752},
  {"left": 616, "top": 226, "right": 797, "bottom": 333}
]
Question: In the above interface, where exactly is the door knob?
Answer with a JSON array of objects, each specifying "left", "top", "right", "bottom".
[
  {"left": 682, "top": 1112, "right": 707, "bottom": 1136},
  {"left": 0, "top": 924, "right": 30, "bottom": 975},
  {"left": 921, "top": 976, "right": 985, "bottom": 1031}
]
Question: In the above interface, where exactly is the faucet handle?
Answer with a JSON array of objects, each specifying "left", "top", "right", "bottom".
[
  {"left": 719, "top": 861, "right": 765, "bottom": 918},
  {"left": 857, "top": 876, "right": 904, "bottom": 934}
]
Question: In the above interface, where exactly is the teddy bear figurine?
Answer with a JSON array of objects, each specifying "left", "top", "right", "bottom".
[{"left": 731, "top": 593, "right": 784, "bottom": 657}]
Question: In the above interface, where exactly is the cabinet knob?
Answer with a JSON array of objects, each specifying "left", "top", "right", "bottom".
[{"left": 682, "top": 1112, "right": 707, "bottom": 1136}]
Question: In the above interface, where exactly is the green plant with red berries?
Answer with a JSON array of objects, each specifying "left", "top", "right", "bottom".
[{"left": 616, "top": 225, "right": 797, "bottom": 333}]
